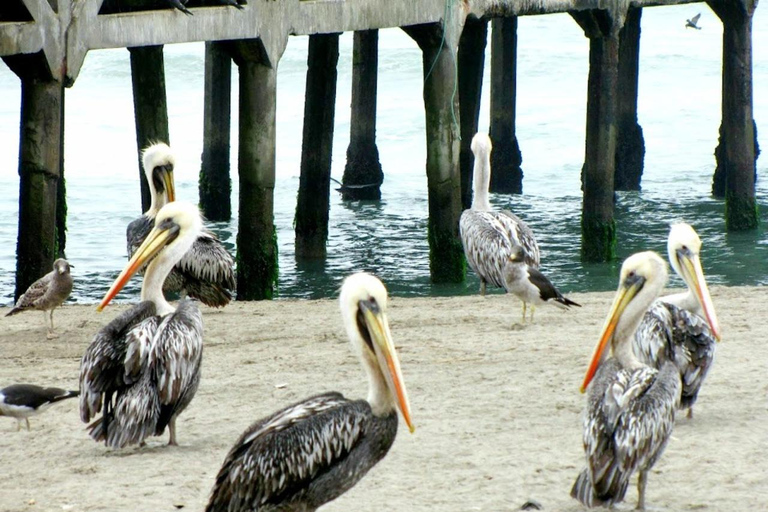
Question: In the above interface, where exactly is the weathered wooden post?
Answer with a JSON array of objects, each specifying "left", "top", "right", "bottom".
[
  {"left": 489, "top": 16, "right": 523, "bottom": 194},
  {"left": 572, "top": 10, "right": 622, "bottom": 262},
  {"left": 458, "top": 16, "right": 488, "bottom": 210},
  {"left": 199, "top": 42, "right": 233, "bottom": 221},
  {"left": 404, "top": 22, "right": 465, "bottom": 283},
  {"left": 615, "top": 7, "right": 645, "bottom": 191},
  {"left": 295, "top": 33, "right": 340, "bottom": 259},
  {"left": 230, "top": 37, "right": 286, "bottom": 300},
  {"left": 707, "top": 0, "right": 759, "bottom": 230},
  {"left": 3, "top": 54, "right": 64, "bottom": 299},
  {"left": 129, "top": 45, "right": 170, "bottom": 213},
  {"left": 341, "top": 30, "right": 383, "bottom": 201}
]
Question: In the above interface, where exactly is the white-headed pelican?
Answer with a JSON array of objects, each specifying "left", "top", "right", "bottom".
[
  {"left": 572, "top": 251, "right": 681, "bottom": 510},
  {"left": 205, "top": 272, "right": 413, "bottom": 512},
  {"left": 80, "top": 202, "right": 204, "bottom": 448}
]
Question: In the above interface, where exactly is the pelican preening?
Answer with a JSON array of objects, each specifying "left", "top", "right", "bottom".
[
  {"left": 126, "top": 142, "right": 236, "bottom": 307},
  {"left": 460, "top": 133, "right": 541, "bottom": 320},
  {"left": 6, "top": 258, "right": 73, "bottom": 339},
  {"left": 572, "top": 252, "right": 681, "bottom": 510},
  {"left": 633, "top": 223, "right": 721, "bottom": 418},
  {"left": 503, "top": 245, "right": 580, "bottom": 323},
  {"left": 0, "top": 384, "right": 78, "bottom": 431},
  {"left": 80, "top": 202, "right": 204, "bottom": 448},
  {"left": 206, "top": 273, "right": 413, "bottom": 512}
]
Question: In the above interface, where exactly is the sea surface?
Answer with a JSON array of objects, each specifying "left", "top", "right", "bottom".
[{"left": 1, "top": 6, "right": 767, "bottom": 304}]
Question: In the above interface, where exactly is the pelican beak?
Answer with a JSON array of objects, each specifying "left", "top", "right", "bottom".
[
  {"left": 97, "top": 219, "right": 180, "bottom": 311},
  {"left": 164, "top": 168, "right": 176, "bottom": 203},
  {"left": 152, "top": 164, "right": 176, "bottom": 203},
  {"left": 677, "top": 248, "right": 721, "bottom": 341},
  {"left": 580, "top": 274, "right": 645, "bottom": 393},
  {"left": 360, "top": 301, "right": 415, "bottom": 433}
]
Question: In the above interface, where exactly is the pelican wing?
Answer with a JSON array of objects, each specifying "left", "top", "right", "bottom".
[
  {"left": 460, "top": 210, "right": 514, "bottom": 289},
  {"left": 206, "top": 392, "right": 369, "bottom": 512},
  {"left": 498, "top": 210, "right": 540, "bottom": 267},
  {"left": 7, "top": 271, "right": 54, "bottom": 313},
  {"left": 79, "top": 301, "right": 158, "bottom": 422}
]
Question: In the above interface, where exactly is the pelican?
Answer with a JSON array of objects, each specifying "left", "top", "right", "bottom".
[
  {"left": 5, "top": 258, "right": 73, "bottom": 339},
  {"left": 460, "top": 133, "right": 540, "bottom": 317},
  {"left": 80, "top": 202, "right": 204, "bottom": 448},
  {"left": 686, "top": 13, "right": 702, "bottom": 30},
  {"left": 634, "top": 223, "right": 721, "bottom": 419},
  {"left": 572, "top": 252, "right": 681, "bottom": 510},
  {"left": 205, "top": 272, "right": 414, "bottom": 512},
  {"left": 502, "top": 245, "right": 580, "bottom": 323},
  {"left": 127, "top": 142, "right": 236, "bottom": 307},
  {"left": 0, "top": 384, "right": 78, "bottom": 431}
]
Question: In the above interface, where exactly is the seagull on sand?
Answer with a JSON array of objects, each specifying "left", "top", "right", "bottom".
[
  {"left": 5, "top": 258, "right": 73, "bottom": 339},
  {"left": 686, "top": 13, "right": 702, "bottom": 30},
  {"left": 0, "top": 384, "right": 78, "bottom": 431}
]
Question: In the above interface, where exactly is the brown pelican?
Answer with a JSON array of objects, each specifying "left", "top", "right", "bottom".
[
  {"left": 634, "top": 223, "right": 721, "bottom": 419},
  {"left": 126, "top": 142, "right": 236, "bottom": 307},
  {"left": 5, "top": 258, "right": 73, "bottom": 339},
  {"left": 572, "top": 251, "right": 681, "bottom": 510},
  {"left": 460, "top": 132, "right": 540, "bottom": 313},
  {"left": 502, "top": 245, "right": 580, "bottom": 323},
  {"left": 80, "top": 202, "right": 204, "bottom": 448},
  {"left": 205, "top": 272, "right": 414, "bottom": 512},
  {"left": 0, "top": 384, "right": 78, "bottom": 431}
]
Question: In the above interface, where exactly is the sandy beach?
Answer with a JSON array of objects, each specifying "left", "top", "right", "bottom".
[{"left": 1, "top": 285, "right": 766, "bottom": 511}]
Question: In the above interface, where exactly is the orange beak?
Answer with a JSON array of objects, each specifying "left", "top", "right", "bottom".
[{"left": 677, "top": 250, "right": 721, "bottom": 341}]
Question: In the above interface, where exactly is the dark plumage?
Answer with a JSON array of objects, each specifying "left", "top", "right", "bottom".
[
  {"left": 0, "top": 384, "right": 79, "bottom": 431},
  {"left": 6, "top": 258, "right": 73, "bottom": 338}
]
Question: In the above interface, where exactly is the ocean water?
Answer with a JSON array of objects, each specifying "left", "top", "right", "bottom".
[{"left": 1, "top": 6, "right": 767, "bottom": 304}]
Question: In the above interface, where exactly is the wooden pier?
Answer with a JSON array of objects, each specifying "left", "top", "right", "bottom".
[{"left": 1, "top": 0, "right": 760, "bottom": 300}]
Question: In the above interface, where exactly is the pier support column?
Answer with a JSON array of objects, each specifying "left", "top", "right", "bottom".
[
  {"left": 3, "top": 54, "right": 64, "bottom": 300},
  {"left": 129, "top": 45, "right": 170, "bottom": 213},
  {"left": 458, "top": 17, "right": 488, "bottom": 209},
  {"left": 342, "top": 30, "right": 383, "bottom": 201},
  {"left": 572, "top": 11, "right": 621, "bottom": 262},
  {"left": 489, "top": 16, "right": 523, "bottom": 194},
  {"left": 708, "top": 0, "right": 758, "bottom": 230},
  {"left": 200, "top": 42, "right": 233, "bottom": 221},
  {"left": 231, "top": 39, "right": 284, "bottom": 300},
  {"left": 615, "top": 7, "right": 645, "bottom": 191},
  {"left": 295, "top": 34, "right": 340, "bottom": 259},
  {"left": 404, "top": 23, "right": 465, "bottom": 283}
]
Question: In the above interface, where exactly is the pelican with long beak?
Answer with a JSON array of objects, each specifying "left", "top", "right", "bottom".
[
  {"left": 634, "top": 223, "right": 720, "bottom": 418},
  {"left": 206, "top": 272, "right": 413, "bottom": 512},
  {"left": 572, "top": 251, "right": 681, "bottom": 510},
  {"left": 80, "top": 202, "right": 204, "bottom": 448},
  {"left": 126, "top": 142, "right": 235, "bottom": 307}
]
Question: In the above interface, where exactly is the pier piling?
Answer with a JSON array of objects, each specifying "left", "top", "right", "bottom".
[
  {"left": 405, "top": 23, "right": 465, "bottom": 283},
  {"left": 129, "top": 45, "right": 170, "bottom": 213},
  {"left": 341, "top": 30, "right": 383, "bottom": 201},
  {"left": 572, "top": 10, "right": 620, "bottom": 262},
  {"left": 489, "top": 16, "right": 523, "bottom": 195},
  {"left": 295, "top": 34, "right": 340, "bottom": 259},
  {"left": 458, "top": 17, "right": 488, "bottom": 210},
  {"left": 199, "top": 42, "right": 233, "bottom": 221}
]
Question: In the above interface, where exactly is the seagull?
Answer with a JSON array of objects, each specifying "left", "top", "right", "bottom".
[
  {"left": 0, "top": 384, "right": 78, "bottom": 431},
  {"left": 686, "top": 13, "right": 702, "bottom": 30},
  {"left": 5, "top": 258, "right": 74, "bottom": 339}
]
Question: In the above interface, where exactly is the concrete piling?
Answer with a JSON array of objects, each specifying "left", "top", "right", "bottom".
[
  {"left": 129, "top": 45, "right": 170, "bottom": 214},
  {"left": 404, "top": 23, "right": 465, "bottom": 283},
  {"left": 341, "top": 30, "right": 383, "bottom": 201},
  {"left": 295, "top": 34, "right": 340, "bottom": 259},
  {"left": 489, "top": 16, "right": 523, "bottom": 195},
  {"left": 199, "top": 42, "right": 233, "bottom": 222}
]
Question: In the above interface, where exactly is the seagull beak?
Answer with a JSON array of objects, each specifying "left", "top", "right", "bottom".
[
  {"left": 677, "top": 249, "right": 721, "bottom": 341},
  {"left": 360, "top": 301, "right": 415, "bottom": 433},
  {"left": 580, "top": 274, "right": 645, "bottom": 393},
  {"left": 97, "top": 220, "right": 180, "bottom": 311}
]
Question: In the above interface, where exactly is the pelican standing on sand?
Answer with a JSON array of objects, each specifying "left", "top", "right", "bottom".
[
  {"left": 572, "top": 252, "right": 681, "bottom": 510},
  {"left": 206, "top": 272, "right": 414, "bottom": 512},
  {"left": 5, "top": 258, "right": 73, "bottom": 338},
  {"left": 634, "top": 223, "right": 721, "bottom": 418},
  {"left": 127, "top": 143, "right": 236, "bottom": 307},
  {"left": 0, "top": 384, "right": 78, "bottom": 431},
  {"left": 80, "top": 202, "right": 204, "bottom": 448},
  {"left": 460, "top": 133, "right": 540, "bottom": 315}
]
